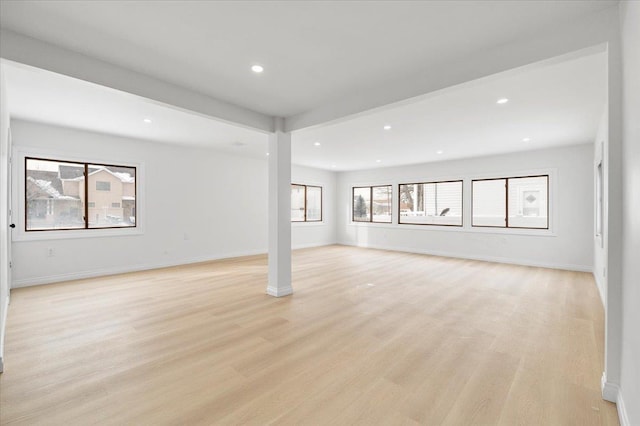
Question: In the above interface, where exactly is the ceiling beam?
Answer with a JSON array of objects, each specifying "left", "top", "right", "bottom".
[
  {"left": 285, "top": 5, "right": 619, "bottom": 133},
  {"left": 0, "top": 29, "right": 274, "bottom": 133}
]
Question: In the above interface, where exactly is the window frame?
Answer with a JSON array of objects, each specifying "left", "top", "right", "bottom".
[
  {"left": 397, "top": 179, "right": 463, "bottom": 227},
  {"left": 471, "top": 174, "right": 549, "bottom": 230},
  {"left": 352, "top": 185, "right": 393, "bottom": 224},
  {"left": 25, "top": 156, "right": 138, "bottom": 232},
  {"left": 291, "top": 183, "right": 323, "bottom": 223}
]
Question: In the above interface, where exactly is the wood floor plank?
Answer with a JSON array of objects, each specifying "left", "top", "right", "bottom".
[{"left": 0, "top": 245, "right": 617, "bottom": 425}]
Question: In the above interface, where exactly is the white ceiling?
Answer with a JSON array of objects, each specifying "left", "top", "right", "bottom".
[
  {"left": 0, "top": 0, "right": 615, "bottom": 117},
  {"left": 293, "top": 51, "right": 607, "bottom": 170},
  {"left": 0, "top": 2, "right": 608, "bottom": 171},
  {"left": 4, "top": 48, "right": 606, "bottom": 171},
  {"left": 4, "top": 62, "right": 269, "bottom": 158}
]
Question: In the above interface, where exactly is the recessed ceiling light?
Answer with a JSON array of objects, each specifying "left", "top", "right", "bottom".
[
  {"left": 522, "top": 137, "right": 531, "bottom": 142},
  {"left": 143, "top": 118, "right": 152, "bottom": 123},
  {"left": 383, "top": 125, "right": 392, "bottom": 130},
  {"left": 266, "top": 152, "right": 270, "bottom": 156},
  {"left": 496, "top": 98, "right": 509, "bottom": 104},
  {"left": 314, "top": 142, "right": 321, "bottom": 146},
  {"left": 436, "top": 150, "right": 443, "bottom": 154},
  {"left": 251, "top": 65, "right": 264, "bottom": 73},
  {"left": 376, "top": 159, "right": 382, "bottom": 163}
]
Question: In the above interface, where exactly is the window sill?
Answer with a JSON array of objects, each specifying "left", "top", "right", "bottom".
[
  {"left": 292, "top": 221, "right": 326, "bottom": 227},
  {"left": 348, "top": 222, "right": 556, "bottom": 237},
  {"left": 13, "top": 226, "right": 144, "bottom": 242}
]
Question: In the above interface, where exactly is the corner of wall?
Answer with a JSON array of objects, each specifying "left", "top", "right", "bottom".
[
  {"left": 601, "top": 371, "right": 631, "bottom": 426},
  {"left": 593, "top": 271, "right": 606, "bottom": 307}
]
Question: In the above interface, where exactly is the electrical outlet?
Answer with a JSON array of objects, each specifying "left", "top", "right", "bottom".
[{"left": 47, "top": 248, "right": 54, "bottom": 257}]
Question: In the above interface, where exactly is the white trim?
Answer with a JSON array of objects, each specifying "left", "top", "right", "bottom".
[
  {"left": 346, "top": 222, "right": 556, "bottom": 237},
  {"left": 338, "top": 241, "right": 592, "bottom": 272},
  {"left": 600, "top": 372, "right": 630, "bottom": 426},
  {"left": 266, "top": 285, "right": 293, "bottom": 297},
  {"left": 347, "top": 167, "right": 557, "bottom": 237},
  {"left": 0, "top": 294, "right": 9, "bottom": 373},
  {"left": 12, "top": 226, "right": 144, "bottom": 241},
  {"left": 602, "top": 372, "right": 618, "bottom": 402},
  {"left": 292, "top": 241, "right": 335, "bottom": 250},
  {"left": 617, "top": 388, "right": 630, "bottom": 426},
  {"left": 13, "top": 146, "right": 145, "bottom": 241},
  {"left": 594, "top": 141, "right": 605, "bottom": 248},
  {"left": 291, "top": 221, "right": 326, "bottom": 227}
]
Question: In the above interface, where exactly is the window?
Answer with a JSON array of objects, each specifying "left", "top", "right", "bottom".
[
  {"left": 96, "top": 181, "right": 111, "bottom": 191},
  {"left": 353, "top": 187, "right": 371, "bottom": 222},
  {"left": 291, "top": 184, "right": 322, "bottom": 222},
  {"left": 306, "top": 186, "right": 322, "bottom": 221},
  {"left": 399, "top": 180, "right": 462, "bottom": 226},
  {"left": 472, "top": 175, "right": 548, "bottom": 229},
  {"left": 26, "top": 157, "right": 137, "bottom": 231},
  {"left": 291, "top": 184, "right": 305, "bottom": 222},
  {"left": 352, "top": 185, "right": 392, "bottom": 223},
  {"left": 472, "top": 179, "right": 506, "bottom": 227}
]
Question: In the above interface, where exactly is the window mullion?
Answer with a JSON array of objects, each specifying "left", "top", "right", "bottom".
[
  {"left": 505, "top": 179, "right": 509, "bottom": 228},
  {"left": 304, "top": 185, "right": 307, "bottom": 222},
  {"left": 84, "top": 163, "right": 89, "bottom": 229}
]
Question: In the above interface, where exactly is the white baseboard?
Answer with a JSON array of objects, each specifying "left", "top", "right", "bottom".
[
  {"left": 601, "top": 372, "right": 630, "bottom": 426},
  {"left": 602, "top": 372, "right": 619, "bottom": 402},
  {"left": 266, "top": 285, "right": 293, "bottom": 297},
  {"left": 337, "top": 241, "right": 593, "bottom": 272},
  {"left": 617, "top": 388, "right": 630, "bottom": 426},
  {"left": 11, "top": 244, "right": 336, "bottom": 288},
  {"left": 291, "top": 241, "right": 336, "bottom": 250}
]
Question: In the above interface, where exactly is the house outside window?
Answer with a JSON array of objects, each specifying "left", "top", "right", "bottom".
[
  {"left": 399, "top": 180, "right": 463, "bottom": 226},
  {"left": 26, "top": 157, "right": 136, "bottom": 231}
]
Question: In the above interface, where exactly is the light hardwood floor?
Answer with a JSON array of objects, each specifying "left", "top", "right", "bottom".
[{"left": 0, "top": 245, "right": 618, "bottom": 425}]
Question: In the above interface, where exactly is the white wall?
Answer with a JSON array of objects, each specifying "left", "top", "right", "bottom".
[
  {"left": 10, "top": 120, "right": 336, "bottom": 287},
  {"left": 0, "top": 65, "right": 11, "bottom": 372},
  {"left": 337, "top": 144, "right": 594, "bottom": 271},
  {"left": 291, "top": 164, "right": 336, "bottom": 249},
  {"left": 619, "top": 2, "right": 640, "bottom": 425}
]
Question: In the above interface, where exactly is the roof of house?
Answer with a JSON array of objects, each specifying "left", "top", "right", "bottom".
[
  {"left": 27, "top": 170, "right": 62, "bottom": 193},
  {"left": 60, "top": 165, "right": 135, "bottom": 183},
  {"left": 27, "top": 176, "right": 79, "bottom": 200},
  {"left": 58, "top": 165, "right": 88, "bottom": 180}
]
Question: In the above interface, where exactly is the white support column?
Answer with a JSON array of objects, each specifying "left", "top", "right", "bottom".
[{"left": 267, "top": 117, "right": 292, "bottom": 297}]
